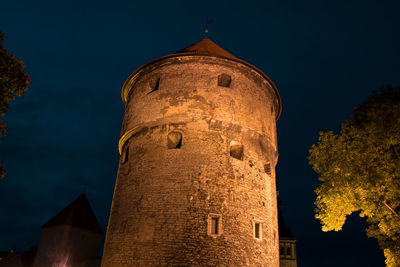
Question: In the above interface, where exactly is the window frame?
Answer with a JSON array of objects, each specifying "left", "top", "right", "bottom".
[
  {"left": 207, "top": 213, "right": 222, "bottom": 238},
  {"left": 253, "top": 219, "right": 263, "bottom": 240}
]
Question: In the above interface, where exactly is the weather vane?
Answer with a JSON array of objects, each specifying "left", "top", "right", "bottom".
[{"left": 205, "top": 20, "right": 214, "bottom": 36}]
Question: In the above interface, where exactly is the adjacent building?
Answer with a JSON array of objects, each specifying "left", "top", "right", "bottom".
[{"left": 33, "top": 194, "right": 102, "bottom": 267}]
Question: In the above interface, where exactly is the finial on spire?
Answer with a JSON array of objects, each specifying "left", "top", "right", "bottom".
[{"left": 205, "top": 20, "right": 214, "bottom": 37}]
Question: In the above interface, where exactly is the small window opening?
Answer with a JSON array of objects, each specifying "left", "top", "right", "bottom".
[
  {"left": 211, "top": 217, "right": 219, "bottom": 235},
  {"left": 167, "top": 132, "right": 182, "bottom": 149},
  {"left": 254, "top": 223, "right": 261, "bottom": 239},
  {"left": 121, "top": 146, "right": 129, "bottom": 164},
  {"left": 208, "top": 214, "right": 222, "bottom": 237},
  {"left": 148, "top": 77, "right": 160, "bottom": 94},
  {"left": 286, "top": 246, "right": 291, "bottom": 257},
  {"left": 230, "top": 141, "right": 243, "bottom": 160},
  {"left": 264, "top": 163, "right": 271, "bottom": 175},
  {"left": 280, "top": 246, "right": 285, "bottom": 256},
  {"left": 218, "top": 74, "right": 232, "bottom": 88}
]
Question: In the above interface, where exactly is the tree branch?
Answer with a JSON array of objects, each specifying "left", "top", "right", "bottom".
[{"left": 384, "top": 201, "right": 399, "bottom": 217}]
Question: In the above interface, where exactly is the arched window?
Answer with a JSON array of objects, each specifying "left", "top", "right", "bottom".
[
  {"left": 230, "top": 141, "right": 243, "bottom": 160},
  {"left": 167, "top": 131, "right": 182, "bottom": 149}
]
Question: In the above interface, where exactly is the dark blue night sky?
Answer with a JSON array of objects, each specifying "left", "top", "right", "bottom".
[{"left": 1, "top": 0, "right": 399, "bottom": 266}]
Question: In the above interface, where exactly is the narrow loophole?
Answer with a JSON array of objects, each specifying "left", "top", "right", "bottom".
[
  {"left": 148, "top": 77, "right": 160, "bottom": 94},
  {"left": 211, "top": 217, "right": 219, "bottom": 235},
  {"left": 254, "top": 222, "right": 261, "bottom": 239},
  {"left": 208, "top": 214, "right": 222, "bottom": 237}
]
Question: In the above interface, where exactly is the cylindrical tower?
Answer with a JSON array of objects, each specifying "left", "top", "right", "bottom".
[{"left": 102, "top": 38, "right": 282, "bottom": 266}]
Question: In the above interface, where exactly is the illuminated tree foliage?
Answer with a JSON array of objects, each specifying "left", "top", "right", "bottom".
[
  {"left": 309, "top": 86, "right": 400, "bottom": 266},
  {"left": 0, "top": 30, "right": 30, "bottom": 179}
]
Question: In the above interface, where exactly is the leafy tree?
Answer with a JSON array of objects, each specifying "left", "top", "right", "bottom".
[
  {"left": 0, "top": 30, "right": 30, "bottom": 179},
  {"left": 309, "top": 86, "right": 400, "bottom": 266}
]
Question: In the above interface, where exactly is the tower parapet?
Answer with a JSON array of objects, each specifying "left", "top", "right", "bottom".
[{"left": 102, "top": 38, "right": 282, "bottom": 266}]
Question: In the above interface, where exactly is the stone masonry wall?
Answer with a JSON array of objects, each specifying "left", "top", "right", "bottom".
[{"left": 102, "top": 55, "right": 280, "bottom": 266}]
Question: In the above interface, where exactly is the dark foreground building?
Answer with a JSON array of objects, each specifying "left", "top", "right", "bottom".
[{"left": 33, "top": 194, "right": 102, "bottom": 267}]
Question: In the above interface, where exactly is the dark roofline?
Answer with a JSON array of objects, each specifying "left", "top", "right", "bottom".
[{"left": 42, "top": 193, "right": 103, "bottom": 234}]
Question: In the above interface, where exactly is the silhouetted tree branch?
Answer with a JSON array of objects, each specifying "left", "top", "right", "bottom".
[{"left": 0, "top": 30, "right": 30, "bottom": 179}]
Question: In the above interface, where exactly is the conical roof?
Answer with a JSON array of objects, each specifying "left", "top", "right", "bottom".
[
  {"left": 42, "top": 194, "right": 103, "bottom": 234},
  {"left": 175, "top": 38, "right": 237, "bottom": 60}
]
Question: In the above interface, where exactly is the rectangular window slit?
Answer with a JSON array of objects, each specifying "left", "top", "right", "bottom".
[
  {"left": 211, "top": 217, "right": 219, "bottom": 235},
  {"left": 254, "top": 223, "right": 260, "bottom": 238}
]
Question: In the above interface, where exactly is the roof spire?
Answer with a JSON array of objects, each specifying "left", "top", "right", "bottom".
[
  {"left": 204, "top": 20, "right": 214, "bottom": 37},
  {"left": 175, "top": 38, "right": 237, "bottom": 59}
]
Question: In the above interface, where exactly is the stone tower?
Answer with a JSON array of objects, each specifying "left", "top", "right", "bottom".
[{"left": 102, "top": 38, "right": 282, "bottom": 266}]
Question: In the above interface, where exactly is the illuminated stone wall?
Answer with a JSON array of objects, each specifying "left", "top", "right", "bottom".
[{"left": 102, "top": 54, "right": 281, "bottom": 266}]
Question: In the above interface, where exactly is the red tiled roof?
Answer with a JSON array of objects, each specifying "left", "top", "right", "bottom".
[
  {"left": 42, "top": 194, "right": 103, "bottom": 234},
  {"left": 175, "top": 38, "right": 237, "bottom": 60}
]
